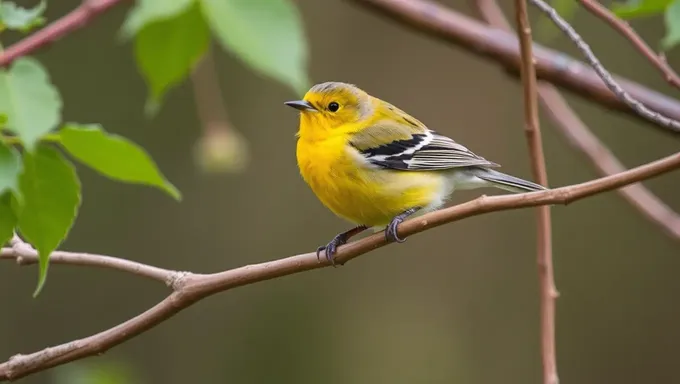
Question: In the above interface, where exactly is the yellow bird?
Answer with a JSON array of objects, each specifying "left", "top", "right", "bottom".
[{"left": 286, "top": 82, "right": 546, "bottom": 264}]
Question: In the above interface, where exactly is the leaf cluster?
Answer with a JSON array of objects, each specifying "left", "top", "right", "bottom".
[{"left": 0, "top": 0, "right": 310, "bottom": 295}]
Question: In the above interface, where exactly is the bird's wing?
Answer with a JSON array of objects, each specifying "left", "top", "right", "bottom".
[{"left": 349, "top": 116, "right": 499, "bottom": 171}]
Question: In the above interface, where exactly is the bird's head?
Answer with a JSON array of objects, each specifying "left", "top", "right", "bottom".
[{"left": 285, "top": 82, "right": 374, "bottom": 139}]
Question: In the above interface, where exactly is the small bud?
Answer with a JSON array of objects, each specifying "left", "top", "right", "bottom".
[{"left": 193, "top": 127, "right": 249, "bottom": 174}]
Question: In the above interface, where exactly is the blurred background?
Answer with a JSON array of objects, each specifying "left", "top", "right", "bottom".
[{"left": 1, "top": 0, "right": 679, "bottom": 383}]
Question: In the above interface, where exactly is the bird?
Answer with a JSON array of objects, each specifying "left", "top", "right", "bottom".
[{"left": 285, "top": 81, "right": 546, "bottom": 265}]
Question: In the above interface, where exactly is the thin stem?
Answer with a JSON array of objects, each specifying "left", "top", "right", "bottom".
[
  {"left": 0, "top": 0, "right": 678, "bottom": 134},
  {"left": 577, "top": 0, "right": 680, "bottom": 90},
  {"left": 528, "top": 0, "right": 680, "bottom": 134},
  {"left": 1, "top": 136, "right": 21, "bottom": 146},
  {"left": 190, "top": 47, "right": 231, "bottom": 137},
  {"left": 1, "top": 133, "right": 61, "bottom": 147},
  {"left": 474, "top": 0, "right": 680, "bottom": 241},
  {"left": 349, "top": 0, "right": 680, "bottom": 136},
  {"left": 0, "top": 0, "right": 128, "bottom": 67},
  {"left": 513, "top": 1, "right": 558, "bottom": 384},
  {"left": 0, "top": 241, "right": 183, "bottom": 287}
]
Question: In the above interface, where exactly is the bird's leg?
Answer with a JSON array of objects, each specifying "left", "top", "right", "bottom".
[
  {"left": 385, "top": 207, "right": 421, "bottom": 243},
  {"left": 317, "top": 225, "right": 369, "bottom": 266}
]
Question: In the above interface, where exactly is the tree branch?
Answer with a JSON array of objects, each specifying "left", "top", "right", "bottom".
[
  {"left": 0, "top": 0, "right": 128, "bottom": 68},
  {"left": 0, "top": 236, "right": 183, "bottom": 286},
  {"left": 513, "top": 1, "right": 557, "bottom": 383},
  {"left": 348, "top": 0, "right": 680, "bottom": 137},
  {"left": 1, "top": 0, "right": 679, "bottom": 135},
  {"left": 577, "top": 0, "right": 680, "bottom": 90},
  {"left": 475, "top": 0, "right": 680, "bottom": 240},
  {"left": 537, "top": 87, "right": 680, "bottom": 239},
  {"left": 0, "top": 0, "right": 679, "bottom": 381},
  {"left": 1, "top": 151, "right": 679, "bottom": 381},
  {"left": 529, "top": 0, "right": 680, "bottom": 134}
]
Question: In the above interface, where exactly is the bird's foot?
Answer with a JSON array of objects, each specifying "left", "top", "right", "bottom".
[
  {"left": 316, "top": 235, "right": 346, "bottom": 267},
  {"left": 385, "top": 207, "right": 421, "bottom": 243},
  {"left": 316, "top": 225, "right": 369, "bottom": 267}
]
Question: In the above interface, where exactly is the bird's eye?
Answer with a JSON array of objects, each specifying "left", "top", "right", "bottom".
[{"left": 328, "top": 102, "right": 339, "bottom": 112}]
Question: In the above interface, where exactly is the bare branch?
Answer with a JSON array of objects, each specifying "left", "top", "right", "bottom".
[
  {"left": 0, "top": 0, "right": 679, "bottom": 381},
  {"left": 513, "top": 1, "right": 558, "bottom": 383},
  {"left": 0, "top": 0, "right": 128, "bottom": 68},
  {"left": 348, "top": 0, "right": 680, "bottom": 137},
  {"left": 0, "top": 0, "right": 678, "bottom": 135},
  {"left": 0, "top": 240, "right": 184, "bottom": 287},
  {"left": 529, "top": 0, "right": 680, "bottom": 134},
  {"left": 577, "top": 0, "right": 680, "bottom": 90},
  {"left": 539, "top": 88, "right": 680, "bottom": 239},
  {"left": 475, "top": 0, "right": 680, "bottom": 241},
  {"left": 1, "top": 151, "right": 679, "bottom": 381}
]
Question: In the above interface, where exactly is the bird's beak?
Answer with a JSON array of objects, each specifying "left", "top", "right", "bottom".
[{"left": 284, "top": 100, "right": 317, "bottom": 112}]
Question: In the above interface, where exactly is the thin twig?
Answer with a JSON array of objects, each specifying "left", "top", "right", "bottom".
[
  {"left": 0, "top": 239, "right": 184, "bottom": 287},
  {"left": 513, "top": 1, "right": 557, "bottom": 384},
  {"left": 1, "top": 151, "right": 679, "bottom": 381},
  {"left": 577, "top": 0, "right": 680, "bottom": 90},
  {"left": 0, "top": 0, "right": 677, "bottom": 135},
  {"left": 349, "top": 0, "right": 680, "bottom": 136},
  {"left": 528, "top": 0, "right": 680, "bottom": 134},
  {"left": 0, "top": 0, "right": 128, "bottom": 67},
  {"left": 190, "top": 47, "right": 249, "bottom": 173},
  {"left": 475, "top": 0, "right": 680, "bottom": 240},
  {"left": 190, "top": 47, "right": 230, "bottom": 137},
  {"left": 539, "top": 88, "right": 680, "bottom": 239}
]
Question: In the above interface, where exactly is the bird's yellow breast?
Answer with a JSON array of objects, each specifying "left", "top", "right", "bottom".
[{"left": 296, "top": 136, "right": 444, "bottom": 227}]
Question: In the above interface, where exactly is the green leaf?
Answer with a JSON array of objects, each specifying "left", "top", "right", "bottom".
[
  {"left": 17, "top": 146, "right": 81, "bottom": 296},
  {"left": 201, "top": 0, "right": 310, "bottom": 94},
  {"left": 57, "top": 124, "right": 181, "bottom": 200},
  {"left": 0, "top": 141, "right": 21, "bottom": 196},
  {"left": 662, "top": 0, "right": 680, "bottom": 49},
  {"left": 612, "top": 0, "right": 673, "bottom": 18},
  {"left": 0, "top": 1, "right": 46, "bottom": 32},
  {"left": 134, "top": 1, "right": 210, "bottom": 108},
  {"left": 120, "top": 0, "right": 195, "bottom": 38},
  {"left": 0, "top": 192, "right": 17, "bottom": 247},
  {"left": 0, "top": 58, "right": 62, "bottom": 151}
]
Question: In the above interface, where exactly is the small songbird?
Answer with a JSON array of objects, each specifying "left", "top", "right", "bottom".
[{"left": 286, "top": 82, "right": 546, "bottom": 264}]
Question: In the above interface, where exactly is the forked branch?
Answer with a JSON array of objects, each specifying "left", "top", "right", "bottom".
[
  {"left": 475, "top": 0, "right": 680, "bottom": 241},
  {"left": 350, "top": 0, "right": 680, "bottom": 136},
  {"left": 0, "top": 0, "right": 128, "bottom": 67},
  {"left": 577, "top": 0, "right": 680, "bottom": 90},
  {"left": 1, "top": 152, "right": 679, "bottom": 381},
  {"left": 1, "top": 0, "right": 680, "bottom": 382}
]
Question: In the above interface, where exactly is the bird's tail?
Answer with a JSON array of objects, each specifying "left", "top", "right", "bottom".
[{"left": 470, "top": 168, "right": 546, "bottom": 193}]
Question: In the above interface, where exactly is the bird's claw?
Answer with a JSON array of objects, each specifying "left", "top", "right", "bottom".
[
  {"left": 385, "top": 217, "right": 406, "bottom": 243},
  {"left": 316, "top": 235, "right": 346, "bottom": 267},
  {"left": 385, "top": 207, "right": 420, "bottom": 243},
  {"left": 315, "top": 245, "right": 326, "bottom": 263},
  {"left": 316, "top": 225, "right": 369, "bottom": 267}
]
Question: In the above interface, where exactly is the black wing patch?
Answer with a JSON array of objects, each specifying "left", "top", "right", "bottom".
[
  {"left": 352, "top": 131, "right": 499, "bottom": 171},
  {"left": 357, "top": 133, "right": 429, "bottom": 157}
]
